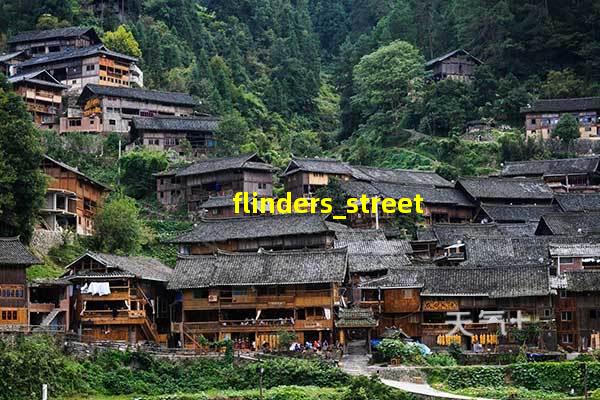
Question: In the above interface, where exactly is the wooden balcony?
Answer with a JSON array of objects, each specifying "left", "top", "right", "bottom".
[
  {"left": 28, "top": 302, "right": 55, "bottom": 313},
  {"left": 79, "top": 286, "right": 130, "bottom": 302},
  {"left": 184, "top": 290, "right": 333, "bottom": 310},
  {"left": 173, "top": 317, "right": 333, "bottom": 334},
  {"left": 80, "top": 309, "right": 146, "bottom": 325}
]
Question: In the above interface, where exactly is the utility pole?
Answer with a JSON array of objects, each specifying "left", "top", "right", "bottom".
[{"left": 259, "top": 366, "right": 264, "bottom": 400}]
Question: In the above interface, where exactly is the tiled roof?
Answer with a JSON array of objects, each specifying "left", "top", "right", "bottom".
[
  {"left": 175, "top": 154, "right": 273, "bottom": 177},
  {"left": 521, "top": 97, "right": 600, "bottom": 113},
  {"left": 536, "top": 212, "right": 600, "bottom": 236},
  {"left": 168, "top": 248, "right": 347, "bottom": 289},
  {"left": 0, "top": 237, "right": 41, "bottom": 265},
  {"left": 0, "top": 51, "right": 24, "bottom": 63},
  {"left": 457, "top": 177, "right": 554, "bottom": 201},
  {"left": 359, "top": 268, "right": 423, "bottom": 289},
  {"left": 198, "top": 196, "right": 237, "bottom": 209},
  {"left": 495, "top": 222, "right": 539, "bottom": 237},
  {"left": 334, "top": 228, "right": 386, "bottom": 245},
  {"left": 501, "top": 157, "right": 600, "bottom": 177},
  {"left": 564, "top": 270, "right": 600, "bottom": 292},
  {"left": 131, "top": 116, "right": 219, "bottom": 132},
  {"left": 425, "top": 49, "right": 483, "bottom": 67},
  {"left": 282, "top": 157, "right": 353, "bottom": 176},
  {"left": 44, "top": 155, "right": 111, "bottom": 191},
  {"left": 8, "top": 27, "right": 98, "bottom": 44},
  {"left": 366, "top": 265, "right": 550, "bottom": 298},
  {"left": 66, "top": 252, "right": 172, "bottom": 282},
  {"left": 477, "top": 203, "right": 560, "bottom": 223},
  {"left": 18, "top": 44, "right": 137, "bottom": 68},
  {"left": 335, "top": 307, "right": 378, "bottom": 328},
  {"left": 8, "top": 70, "right": 67, "bottom": 89},
  {"left": 169, "top": 213, "right": 331, "bottom": 244},
  {"left": 417, "top": 223, "right": 502, "bottom": 247},
  {"left": 79, "top": 83, "right": 196, "bottom": 107},
  {"left": 549, "top": 243, "right": 600, "bottom": 257},
  {"left": 555, "top": 193, "right": 600, "bottom": 212}
]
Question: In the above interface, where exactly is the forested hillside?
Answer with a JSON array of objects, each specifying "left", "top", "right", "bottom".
[{"left": 2, "top": 0, "right": 600, "bottom": 177}]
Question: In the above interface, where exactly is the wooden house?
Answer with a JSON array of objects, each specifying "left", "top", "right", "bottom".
[
  {"left": 8, "top": 70, "right": 66, "bottom": 130},
  {"left": 60, "top": 84, "right": 197, "bottom": 135},
  {"left": 28, "top": 278, "right": 71, "bottom": 332},
  {"left": 425, "top": 49, "right": 483, "bottom": 82},
  {"left": 0, "top": 51, "right": 26, "bottom": 76},
  {"left": 171, "top": 213, "right": 335, "bottom": 255},
  {"left": 156, "top": 154, "right": 274, "bottom": 212},
  {"left": 360, "top": 266, "right": 553, "bottom": 348},
  {"left": 63, "top": 252, "right": 172, "bottom": 344},
  {"left": 41, "top": 155, "right": 111, "bottom": 236},
  {"left": 549, "top": 243, "right": 600, "bottom": 274},
  {"left": 456, "top": 177, "right": 555, "bottom": 206},
  {"left": 8, "top": 27, "right": 101, "bottom": 56},
  {"left": 168, "top": 248, "right": 346, "bottom": 348},
  {"left": 129, "top": 116, "right": 218, "bottom": 157},
  {"left": 522, "top": 97, "right": 600, "bottom": 141},
  {"left": 0, "top": 237, "right": 41, "bottom": 331},
  {"left": 501, "top": 157, "right": 600, "bottom": 192}
]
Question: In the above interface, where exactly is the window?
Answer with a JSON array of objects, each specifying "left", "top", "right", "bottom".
[
  {"left": 68, "top": 119, "right": 82, "bottom": 127},
  {"left": 531, "top": 118, "right": 536, "bottom": 124},
  {"left": 560, "top": 289, "right": 568, "bottom": 298},
  {"left": 591, "top": 310, "right": 598, "bottom": 319},
  {"left": 86, "top": 65, "right": 95, "bottom": 71},
  {"left": 561, "top": 334, "right": 574, "bottom": 344},
  {"left": 89, "top": 119, "right": 94, "bottom": 125},
  {"left": 258, "top": 182, "right": 267, "bottom": 189},
  {"left": 109, "top": 119, "right": 116, "bottom": 126},
  {"left": 561, "top": 311, "right": 573, "bottom": 321},
  {"left": 401, "top": 289, "right": 413, "bottom": 299},
  {"left": 543, "top": 309, "right": 552, "bottom": 318},
  {"left": 193, "top": 289, "right": 208, "bottom": 299},
  {"left": 561, "top": 257, "right": 574, "bottom": 264},
  {"left": 72, "top": 80, "right": 76, "bottom": 84},
  {"left": 1, "top": 310, "right": 18, "bottom": 321}
]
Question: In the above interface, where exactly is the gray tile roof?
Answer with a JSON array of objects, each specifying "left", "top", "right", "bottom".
[
  {"left": 364, "top": 265, "right": 551, "bottom": 298},
  {"left": 425, "top": 49, "right": 483, "bottom": 67},
  {"left": 564, "top": 270, "right": 600, "bottom": 292},
  {"left": 501, "top": 157, "right": 600, "bottom": 177},
  {"left": 175, "top": 154, "right": 273, "bottom": 177},
  {"left": 198, "top": 196, "right": 237, "bottom": 209},
  {"left": 0, "top": 51, "right": 24, "bottom": 63},
  {"left": 8, "top": 26, "right": 99, "bottom": 44},
  {"left": 170, "top": 213, "right": 330, "bottom": 244},
  {"left": 417, "top": 223, "right": 503, "bottom": 247},
  {"left": 79, "top": 83, "right": 196, "bottom": 107},
  {"left": 18, "top": 44, "right": 137, "bottom": 68},
  {"left": 495, "top": 222, "right": 539, "bottom": 237},
  {"left": 536, "top": 212, "right": 600, "bottom": 235},
  {"left": 359, "top": 268, "right": 424, "bottom": 289},
  {"left": 457, "top": 177, "right": 554, "bottom": 201},
  {"left": 168, "top": 248, "right": 347, "bottom": 289},
  {"left": 555, "top": 193, "right": 600, "bottom": 212},
  {"left": 66, "top": 252, "right": 172, "bottom": 282},
  {"left": 334, "top": 228, "right": 387, "bottom": 245},
  {"left": 44, "top": 155, "right": 111, "bottom": 191},
  {"left": 549, "top": 243, "right": 600, "bottom": 257},
  {"left": 0, "top": 237, "right": 41, "bottom": 265},
  {"left": 282, "top": 157, "right": 353, "bottom": 176},
  {"left": 131, "top": 116, "right": 219, "bottom": 132},
  {"left": 477, "top": 203, "right": 561, "bottom": 223},
  {"left": 521, "top": 97, "right": 600, "bottom": 113},
  {"left": 335, "top": 307, "right": 378, "bottom": 328},
  {"left": 8, "top": 70, "right": 67, "bottom": 89}
]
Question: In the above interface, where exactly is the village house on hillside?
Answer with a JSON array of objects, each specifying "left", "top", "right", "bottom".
[
  {"left": 456, "top": 177, "right": 555, "bottom": 206},
  {"left": 0, "top": 238, "right": 40, "bottom": 331},
  {"left": 0, "top": 51, "right": 27, "bottom": 76},
  {"left": 8, "top": 70, "right": 66, "bottom": 131},
  {"left": 171, "top": 213, "right": 334, "bottom": 255},
  {"left": 501, "top": 157, "right": 600, "bottom": 192},
  {"left": 156, "top": 154, "right": 274, "bottom": 212},
  {"left": 63, "top": 252, "right": 172, "bottom": 345},
  {"left": 425, "top": 49, "right": 483, "bottom": 81},
  {"left": 7, "top": 26, "right": 101, "bottom": 56},
  {"left": 168, "top": 248, "right": 346, "bottom": 349},
  {"left": 129, "top": 115, "right": 219, "bottom": 157},
  {"left": 60, "top": 84, "right": 197, "bottom": 135},
  {"left": 41, "top": 155, "right": 111, "bottom": 235},
  {"left": 522, "top": 97, "right": 600, "bottom": 141},
  {"left": 16, "top": 44, "right": 141, "bottom": 92}
]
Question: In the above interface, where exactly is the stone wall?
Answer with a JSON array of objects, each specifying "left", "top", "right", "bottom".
[{"left": 30, "top": 229, "right": 65, "bottom": 256}]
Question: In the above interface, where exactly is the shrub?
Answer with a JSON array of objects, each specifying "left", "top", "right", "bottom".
[
  {"left": 375, "top": 339, "right": 424, "bottom": 364},
  {"left": 425, "top": 353, "right": 457, "bottom": 367},
  {"left": 425, "top": 366, "right": 506, "bottom": 390}
]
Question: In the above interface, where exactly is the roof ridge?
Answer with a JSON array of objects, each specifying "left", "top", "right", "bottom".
[
  {"left": 0, "top": 236, "right": 20, "bottom": 241},
  {"left": 215, "top": 247, "right": 347, "bottom": 256}
]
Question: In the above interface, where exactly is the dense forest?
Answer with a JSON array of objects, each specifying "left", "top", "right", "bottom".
[{"left": 2, "top": 0, "right": 600, "bottom": 175}]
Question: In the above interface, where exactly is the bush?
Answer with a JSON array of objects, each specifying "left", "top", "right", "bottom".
[
  {"left": 509, "top": 362, "right": 583, "bottom": 394},
  {"left": 425, "top": 353, "right": 457, "bottom": 367},
  {"left": 425, "top": 366, "right": 506, "bottom": 390},
  {"left": 375, "top": 339, "right": 424, "bottom": 364}
]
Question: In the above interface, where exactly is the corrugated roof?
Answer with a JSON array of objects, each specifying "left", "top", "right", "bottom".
[
  {"left": 521, "top": 97, "right": 600, "bottom": 113},
  {"left": 170, "top": 213, "right": 331, "bottom": 244},
  {"left": 0, "top": 237, "right": 41, "bottom": 265},
  {"left": 131, "top": 116, "right": 219, "bottom": 132},
  {"left": 501, "top": 157, "right": 600, "bottom": 177},
  {"left": 78, "top": 83, "right": 196, "bottom": 107},
  {"left": 168, "top": 248, "right": 347, "bottom": 289}
]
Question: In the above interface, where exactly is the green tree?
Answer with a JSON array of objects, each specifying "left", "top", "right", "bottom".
[
  {"left": 103, "top": 25, "right": 142, "bottom": 58},
  {"left": 541, "top": 69, "right": 586, "bottom": 99},
  {"left": 93, "top": 195, "right": 145, "bottom": 254},
  {"left": 352, "top": 40, "right": 425, "bottom": 135},
  {"left": 418, "top": 80, "right": 476, "bottom": 136},
  {"left": 0, "top": 77, "right": 46, "bottom": 243},
  {"left": 214, "top": 110, "right": 250, "bottom": 156},
  {"left": 552, "top": 114, "right": 580, "bottom": 145},
  {"left": 119, "top": 149, "right": 168, "bottom": 199}
]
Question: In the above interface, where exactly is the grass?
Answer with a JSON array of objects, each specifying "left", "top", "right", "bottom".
[{"left": 432, "top": 383, "right": 585, "bottom": 400}]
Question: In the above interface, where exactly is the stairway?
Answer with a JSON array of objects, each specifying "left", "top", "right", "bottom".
[{"left": 40, "top": 308, "right": 61, "bottom": 326}]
